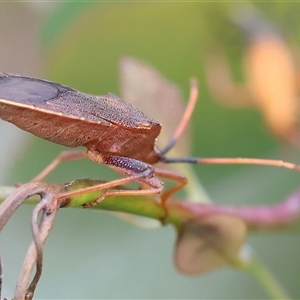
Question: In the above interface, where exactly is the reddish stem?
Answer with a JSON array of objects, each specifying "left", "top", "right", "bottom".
[{"left": 180, "top": 188, "right": 300, "bottom": 231}]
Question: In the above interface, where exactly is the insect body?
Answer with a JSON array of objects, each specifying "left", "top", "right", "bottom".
[
  {"left": 1, "top": 73, "right": 300, "bottom": 211},
  {"left": 0, "top": 73, "right": 162, "bottom": 163},
  {"left": 0, "top": 73, "right": 193, "bottom": 209}
]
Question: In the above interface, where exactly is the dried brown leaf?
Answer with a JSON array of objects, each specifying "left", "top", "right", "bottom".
[{"left": 119, "top": 56, "right": 190, "bottom": 157}]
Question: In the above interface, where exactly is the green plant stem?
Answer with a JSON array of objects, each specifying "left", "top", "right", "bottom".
[
  {"left": 0, "top": 182, "right": 194, "bottom": 229},
  {"left": 0, "top": 182, "right": 291, "bottom": 299},
  {"left": 243, "top": 258, "right": 290, "bottom": 300},
  {"left": 62, "top": 179, "right": 196, "bottom": 228}
]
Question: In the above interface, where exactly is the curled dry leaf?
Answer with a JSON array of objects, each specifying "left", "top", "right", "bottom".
[{"left": 174, "top": 214, "right": 247, "bottom": 275}]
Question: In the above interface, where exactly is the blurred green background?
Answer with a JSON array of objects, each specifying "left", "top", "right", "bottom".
[{"left": 0, "top": 2, "right": 300, "bottom": 298}]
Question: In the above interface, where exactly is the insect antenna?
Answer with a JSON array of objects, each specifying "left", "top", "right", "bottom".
[
  {"left": 160, "top": 78, "right": 199, "bottom": 156},
  {"left": 163, "top": 156, "right": 300, "bottom": 172},
  {"left": 161, "top": 79, "right": 300, "bottom": 173}
]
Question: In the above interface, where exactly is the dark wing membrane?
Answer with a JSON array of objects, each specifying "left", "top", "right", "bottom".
[
  {"left": 0, "top": 73, "right": 160, "bottom": 132},
  {"left": 0, "top": 73, "right": 73, "bottom": 104}
]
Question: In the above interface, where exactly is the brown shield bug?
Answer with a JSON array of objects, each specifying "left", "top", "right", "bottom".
[
  {"left": 1, "top": 73, "right": 300, "bottom": 211},
  {"left": 0, "top": 73, "right": 199, "bottom": 210}
]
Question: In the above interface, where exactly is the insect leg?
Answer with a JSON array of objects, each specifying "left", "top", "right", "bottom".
[
  {"left": 54, "top": 154, "right": 164, "bottom": 208},
  {"left": 31, "top": 150, "right": 87, "bottom": 181},
  {"left": 154, "top": 168, "right": 188, "bottom": 211}
]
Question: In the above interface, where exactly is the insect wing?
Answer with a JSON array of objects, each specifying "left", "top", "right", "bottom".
[
  {"left": 0, "top": 74, "right": 112, "bottom": 147},
  {"left": 0, "top": 73, "right": 72, "bottom": 105},
  {"left": 0, "top": 74, "right": 160, "bottom": 150}
]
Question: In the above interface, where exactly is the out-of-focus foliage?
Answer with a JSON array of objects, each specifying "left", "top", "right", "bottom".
[{"left": 1, "top": 1, "right": 300, "bottom": 299}]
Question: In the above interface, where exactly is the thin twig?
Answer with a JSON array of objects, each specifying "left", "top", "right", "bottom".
[
  {"left": 25, "top": 201, "right": 48, "bottom": 299},
  {"left": 0, "top": 182, "right": 61, "bottom": 300},
  {"left": 13, "top": 185, "right": 61, "bottom": 300},
  {"left": 0, "top": 182, "right": 55, "bottom": 233}
]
